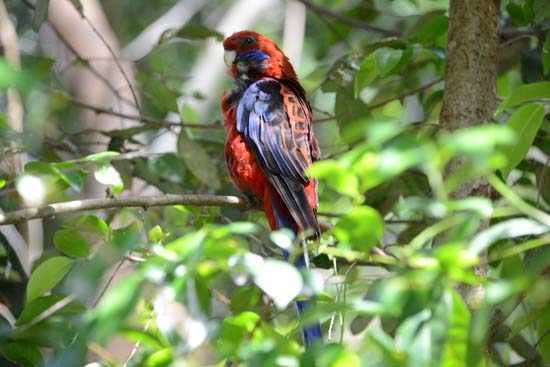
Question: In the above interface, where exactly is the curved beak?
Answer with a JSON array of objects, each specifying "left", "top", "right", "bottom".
[{"left": 224, "top": 50, "right": 236, "bottom": 69}]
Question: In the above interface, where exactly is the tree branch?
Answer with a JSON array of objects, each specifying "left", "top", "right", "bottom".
[
  {"left": 295, "top": 0, "right": 400, "bottom": 37},
  {"left": 0, "top": 194, "right": 246, "bottom": 225},
  {"left": 80, "top": 13, "right": 142, "bottom": 114},
  {"left": 60, "top": 93, "right": 222, "bottom": 129}
]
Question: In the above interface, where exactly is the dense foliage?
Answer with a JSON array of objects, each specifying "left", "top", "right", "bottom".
[{"left": 0, "top": 0, "right": 550, "bottom": 366}]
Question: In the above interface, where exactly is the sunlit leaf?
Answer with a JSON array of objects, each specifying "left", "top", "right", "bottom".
[
  {"left": 374, "top": 48, "right": 403, "bottom": 77},
  {"left": 143, "top": 348, "right": 172, "bottom": 367},
  {"left": 252, "top": 260, "right": 302, "bottom": 309},
  {"left": 148, "top": 225, "right": 164, "bottom": 243},
  {"left": 309, "top": 160, "right": 360, "bottom": 197},
  {"left": 441, "top": 289, "right": 470, "bottom": 367},
  {"left": 77, "top": 151, "right": 120, "bottom": 163},
  {"left": 94, "top": 162, "right": 124, "bottom": 194},
  {"left": 217, "top": 311, "right": 261, "bottom": 357},
  {"left": 54, "top": 229, "right": 90, "bottom": 257},
  {"left": 499, "top": 103, "right": 545, "bottom": 177},
  {"left": 440, "top": 124, "right": 516, "bottom": 155},
  {"left": 333, "top": 206, "right": 384, "bottom": 252},
  {"left": 495, "top": 82, "right": 550, "bottom": 115},
  {"left": 469, "top": 218, "right": 550, "bottom": 255},
  {"left": 26, "top": 257, "right": 74, "bottom": 303}
]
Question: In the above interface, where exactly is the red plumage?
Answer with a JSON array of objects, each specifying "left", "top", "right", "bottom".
[
  {"left": 221, "top": 31, "right": 323, "bottom": 345},
  {"left": 221, "top": 31, "right": 320, "bottom": 236}
]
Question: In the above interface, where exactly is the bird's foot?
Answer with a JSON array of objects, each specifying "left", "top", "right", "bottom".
[{"left": 240, "top": 191, "right": 261, "bottom": 210}]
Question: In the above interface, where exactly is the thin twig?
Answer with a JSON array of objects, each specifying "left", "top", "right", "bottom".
[
  {"left": 296, "top": 0, "right": 400, "bottom": 37},
  {"left": 18, "top": 295, "right": 77, "bottom": 332},
  {"left": 80, "top": 15, "right": 142, "bottom": 115},
  {"left": 0, "top": 194, "right": 246, "bottom": 225},
  {"left": 48, "top": 21, "right": 137, "bottom": 109},
  {"left": 93, "top": 260, "right": 126, "bottom": 307},
  {"left": 368, "top": 78, "right": 444, "bottom": 110},
  {"left": 124, "top": 312, "right": 154, "bottom": 367},
  {"left": 61, "top": 93, "right": 221, "bottom": 129}
]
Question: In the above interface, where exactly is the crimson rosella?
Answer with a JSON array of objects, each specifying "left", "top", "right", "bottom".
[{"left": 221, "top": 30, "right": 322, "bottom": 347}]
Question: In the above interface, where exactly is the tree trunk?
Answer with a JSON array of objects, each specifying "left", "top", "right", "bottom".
[{"left": 439, "top": 0, "right": 500, "bottom": 307}]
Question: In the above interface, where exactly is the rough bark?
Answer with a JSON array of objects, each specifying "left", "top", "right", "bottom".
[
  {"left": 439, "top": 0, "right": 500, "bottom": 308},
  {"left": 440, "top": 0, "right": 500, "bottom": 133}
]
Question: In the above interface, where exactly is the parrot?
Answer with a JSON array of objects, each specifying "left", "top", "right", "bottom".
[{"left": 221, "top": 30, "right": 322, "bottom": 347}]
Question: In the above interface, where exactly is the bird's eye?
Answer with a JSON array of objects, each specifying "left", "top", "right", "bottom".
[{"left": 244, "top": 36, "right": 255, "bottom": 46}]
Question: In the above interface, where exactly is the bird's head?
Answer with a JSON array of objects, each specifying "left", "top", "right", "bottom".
[{"left": 223, "top": 30, "right": 297, "bottom": 81}]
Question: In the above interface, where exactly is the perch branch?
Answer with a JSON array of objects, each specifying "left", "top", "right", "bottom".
[{"left": 0, "top": 194, "right": 246, "bottom": 225}]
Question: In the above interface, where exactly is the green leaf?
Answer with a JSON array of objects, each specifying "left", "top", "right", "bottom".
[
  {"left": 175, "top": 24, "right": 224, "bottom": 41},
  {"left": 309, "top": 160, "right": 360, "bottom": 197},
  {"left": 374, "top": 48, "right": 403, "bottom": 77},
  {"left": 469, "top": 218, "right": 550, "bottom": 255},
  {"left": 355, "top": 53, "right": 378, "bottom": 96},
  {"left": 143, "top": 348, "right": 172, "bottom": 367},
  {"left": 335, "top": 87, "right": 370, "bottom": 127},
  {"left": 54, "top": 229, "right": 90, "bottom": 257},
  {"left": 539, "top": 310, "right": 550, "bottom": 363},
  {"left": 177, "top": 131, "right": 221, "bottom": 190},
  {"left": 509, "top": 305, "right": 550, "bottom": 339},
  {"left": 333, "top": 206, "right": 384, "bottom": 252},
  {"left": 217, "top": 311, "right": 260, "bottom": 357},
  {"left": 1, "top": 342, "right": 43, "bottom": 367},
  {"left": 68, "top": 214, "right": 109, "bottom": 237},
  {"left": 414, "top": 15, "right": 448, "bottom": 44},
  {"left": 252, "top": 259, "right": 302, "bottom": 308},
  {"left": 93, "top": 273, "right": 143, "bottom": 343},
  {"left": 138, "top": 75, "right": 179, "bottom": 113},
  {"left": 148, "top": 225, "right": 164, "bottom": 243},
  {"left": 534, "top": 0, "right": 550, "bottom": 22},
  {"left": 77, "top": 151, "right": 120, "bottom": 163},
  {"left": 0, "top": 179, "right": 6, "bottom": 189},
  {"left": 26, "top": 256, "right": 74, "bottom": 303},
  {"left": 495, "top": 82, "right": 550, "bottom": 115},
  {"left": 229, "top": 285, "right": 262, "bottom": 313},
  {"left": 441, "top": 124, "right": 516, "bottom": 155},
  {"left": 32, "top": 0, "right": 49, "bottom": 32},
  {"left": 506, "top": 3, "right": 527, "bottom": 25},
  {"left": 94, "top": 162, "right": 124, "bottom": 194},
  {"left": 16, "top": 294, "right": 84, "bottom": 326},
  {"left": 499, "top": 103, "right": 545, "bottom": 177},
  {"left": 441, "top": 289, "right": 470, "bottom": 367}
]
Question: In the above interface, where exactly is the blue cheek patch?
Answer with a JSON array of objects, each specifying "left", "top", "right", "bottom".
[{"left": 236, "top": 50, "right": 269, "bottom": 63}]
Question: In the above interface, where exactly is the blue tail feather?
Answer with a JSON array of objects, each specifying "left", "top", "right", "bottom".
[{"left": 271, "top": 194, "right": 322, "bottom": 347}]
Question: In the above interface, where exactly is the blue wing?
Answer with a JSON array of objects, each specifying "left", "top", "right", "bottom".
[{"left": 236, "top": 78, "right": 318, "bottom": 233}]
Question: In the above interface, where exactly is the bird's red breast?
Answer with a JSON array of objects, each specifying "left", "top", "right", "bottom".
[{"left": 221, "top": 31, "right": 320, "bottom": 235}]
